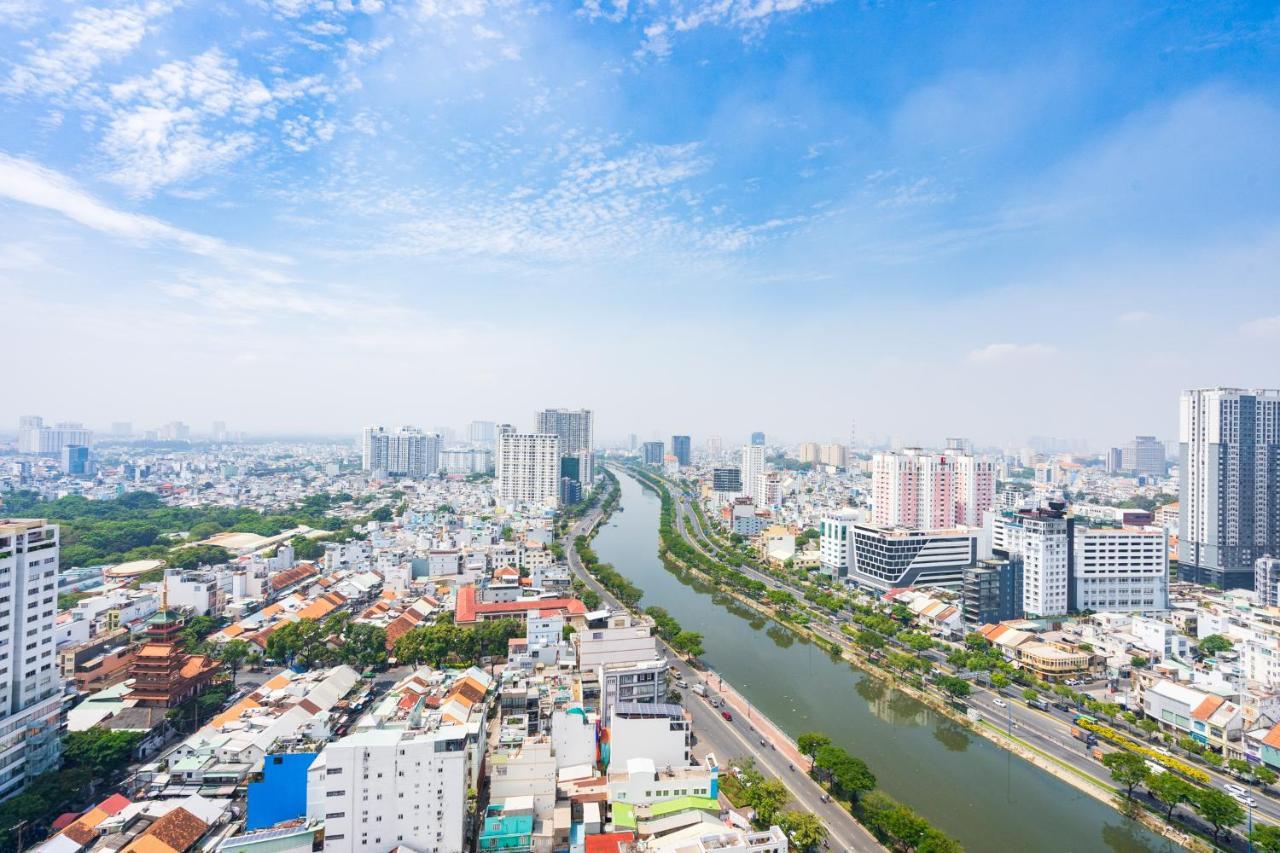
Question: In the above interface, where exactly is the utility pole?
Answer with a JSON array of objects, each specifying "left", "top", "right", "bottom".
[{"left": 11, "top": 819, "right": 27, "bottom": 853}]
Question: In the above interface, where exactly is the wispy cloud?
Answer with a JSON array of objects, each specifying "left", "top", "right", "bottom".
[
  {"left": 967, "top": 342, "right": 1057, "bottom": 364},
  {"left": 1241, "top": 315, "right": 1280, "bottom": 338},
  {"left": 0, "top": 153, "right": 288, "bottom": 265},
  {"left": 101, "top": 49, "right": 332, "bottom": 195},
  {"left": 5, "top": 0, "right": 175, "bottom": 97},
  {"left": 586, "top": 0, "right": 833, "bottom": 58}
]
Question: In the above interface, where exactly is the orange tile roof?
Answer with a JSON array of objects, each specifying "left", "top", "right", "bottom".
[
  {"left": 1192, "top": 695, "right": 1226, "bottom": 721},
  {"left": 222, "top": 624, "right": 246, "bottom": 638},
  {"left": 121, "top": 807, "right": 208, "bottom": 853},
  {"left": 211, "top": 696, "right": 261, "bottom": 728},
  {"left": 264, "top": 673, "right": 292, "bottom": 690},
  {"left": 297, "top": 597, "right": 338, "bottom": 621},
  {"left": 1262, "top": 723, "right": 1280, "bottom": 750}
]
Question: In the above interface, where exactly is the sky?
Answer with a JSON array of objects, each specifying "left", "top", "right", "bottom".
[{"left": 1, "top": 0, "right": 1279, "bottom": 449}]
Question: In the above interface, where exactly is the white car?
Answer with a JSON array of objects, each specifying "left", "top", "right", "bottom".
[
  {"left": 1224, "top": 783, "right": 1247, "bottom": 796},
  {"left": 675, "top": 679, "right": 689, "bottom": 688},
  {"left": 993, "top": 698, "right": 1007, "bottom": 708},
  {"left": 1232, "top": 792, "right": 1257, "bottom": 807}
]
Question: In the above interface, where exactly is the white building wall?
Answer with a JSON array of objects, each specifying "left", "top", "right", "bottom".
[
  {"left": 308, "top": 728, "right": 468, "bottom": 853},
  {"left": 496, "top": 433, "right": 561, "bottom": 508}
]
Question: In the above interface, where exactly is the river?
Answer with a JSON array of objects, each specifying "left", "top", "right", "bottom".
[{"left": 592, "top": 468, "right": 1175, "bottom": 852}]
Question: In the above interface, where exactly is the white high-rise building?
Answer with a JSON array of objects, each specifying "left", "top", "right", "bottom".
[
  {"left": 535, "top": 408, "right": 594, "bottom": 484},
  {"left": 466, "top": 420, "right": 496, "bottom": 445},
  {"left": 873, "top": 448, "right": 995, "bottom": 530},
  {"left": 361, "top": 426, "right": 440, "bottom": 479},
  {"left": 1073, "top": 525, "right": 1168, "bottom": 613},
  {"left": 306, "top": 727, "right": 469, "bottom": 853},
  {"left": 17, "top": 417, "right": 93, "bottom": 456},
  {"left": 739, "top": 444, "right": 765, "bottom": 501},
  {"left": 986, "top": 509, "right": 1071, "bottom": 618},
  {"left": 496, "top": 433, "right": 560, "bottom": 508},
  {"left": 1178, "top": 388, "right": 1280, "bottom": 589},
  {"left": 0, "top": 519, "right": 64, "bottom": 797}
]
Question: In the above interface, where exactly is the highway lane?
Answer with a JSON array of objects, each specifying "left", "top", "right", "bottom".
[{"left": 565, "top": 498, "right": 882, "bottom": 852}]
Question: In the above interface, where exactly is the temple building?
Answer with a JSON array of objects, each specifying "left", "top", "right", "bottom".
[{"left": 124, "top": 607, "right": 221, "bottom": 708}]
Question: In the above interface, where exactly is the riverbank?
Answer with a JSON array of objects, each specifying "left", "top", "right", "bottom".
[
  {"left": 618, "top": 465, "right": 1198, "bottom": 851},
  {"left": 568, "top": 469, "right": 885, "bottom": 850}
]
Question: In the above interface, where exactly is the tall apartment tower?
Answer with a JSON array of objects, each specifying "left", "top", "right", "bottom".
[
  {"left": 536, "top": 408, "right": 594, "bottom": 485},
  {"left": 496, "top": 432, "right": 561, "bottom": 508},
  {"left": 1179, "top": 388, "right": 1280, "bottom": 589},
  {"left": 467, "top": 420, "right": 496, "bottom": 445},
  {"left": 872, "top": 448, "right": 995, "bottom": 530},
  {"left": 0, "top": 520, "right": 64, "bottom": 797},
  {"left": 671, "top": 435, "right": 691, "bottom": 467},
  {"left": 1123, "top": 435, "right": 1166, "bottom": 477},
  {"left": 361, "top": 426, "right": 440, "bottom": 479},
  {"left": 986, "top": 508, "right": 1073, "bottom": 618},
  {"left": 17, "top": 417, "right": 93, "bottom": 456},
  {"left": 641, "top": 441, "right": 664, "bottom": 465},
  {"left": 740, "top": 444, "right": 765, "bottom": 501}
]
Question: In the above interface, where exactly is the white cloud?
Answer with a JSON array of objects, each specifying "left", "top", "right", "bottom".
[
  {"left": 5, "top": 1, "right": 174, "bottom": 96},
  {"left": 597, "top": 0, "right": 831, "bottom": 57},
  {"left": 0, "top": 153, "right": 287, "bottom": 265},
  {"left": 101, "top": 50, "right": 323, "bottom": 195},
  {"left": 1241, "top": 316, "right": 1280, "bottom": 338},
  {"left": 966, "top": 342, "right": 1057, "bottom": 364}
]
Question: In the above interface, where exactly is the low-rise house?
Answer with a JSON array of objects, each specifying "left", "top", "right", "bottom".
[{"left": 1143, "top": 679, "right": 1244, "bottom": 756}]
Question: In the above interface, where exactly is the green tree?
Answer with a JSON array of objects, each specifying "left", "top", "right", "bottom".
[
  {"left": 990, "top": 671, "right": 1011, "bottom": 689},
  {"left": 778, "top": 811, "right": 827, "bottom": 852},
  {"left": 1251, "top": 824, "right": 1280, "bottom": 853},
  {"left": 1102, "top": 751, "right": 1148, "bottom": 799},
  {"left": 855, "top": 630, "right": 885, "bottom": 652},
  {"left": 1147, "top": 772, "right": 1195, "bottom": 822},
  {"left": 1022, "top": 687, "right": 1038, "bottom": 702},
  {"left": 744, "top": 778, "right": 789, "bottom": 828},
  {"left": 1194, "top": 788, "right": 1244, "bottom": 844},
  {"left": 796, "top": 732, "right": 831, "bottom": 759},
  {"left": 1255, "top": 765, "right": 1277, "bottom": 787},
  {"left": 63, "top": 730, "right": 144, "bottom": 780},
  {"left": 168, "top": 544, "right": 232, "bottom": 570},
  {"left": 1130, "top": 656, "right": 1149, "bottom": 668},
  {"left": 217, "top": 639, "right": 251, "bottom": 680},
  {"left": 1199, "top": 634, "right": 1234, "bottom": 656},
  {"left": 671, "top": 630, "right": 705, "bottom": 657}
]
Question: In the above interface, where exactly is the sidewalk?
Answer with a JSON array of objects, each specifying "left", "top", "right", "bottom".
[{"left": 702, "top": 669, "right": 813, "bottom": 772}]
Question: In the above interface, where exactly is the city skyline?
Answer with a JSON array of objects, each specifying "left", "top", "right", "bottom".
[{"left": 2, "top": 2, "right": 1278, "bottom": 442}]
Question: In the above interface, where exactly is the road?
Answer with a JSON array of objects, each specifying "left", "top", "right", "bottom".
[
  {"left": 566, "top": 492, "right": 882, "bottom": 852},
  {"left": 656, "top": 469, "right": 1280, "bottom": 841}
]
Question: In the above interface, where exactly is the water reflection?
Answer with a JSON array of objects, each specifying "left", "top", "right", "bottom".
[
  {"left": 766, "top": 624, "right": 795, "bottom": 649},
  {"left": 933, "top": 724, "right": 972, "bottom": 753}
]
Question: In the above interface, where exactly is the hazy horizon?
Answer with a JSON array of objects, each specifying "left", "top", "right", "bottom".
[{"left": 3, "top": 2, "right": 1278, "bottom": 447}]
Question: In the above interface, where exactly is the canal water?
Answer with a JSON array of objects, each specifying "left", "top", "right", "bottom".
[{"left": 593, "top": 468, "right": 1175, "bottom": 852}]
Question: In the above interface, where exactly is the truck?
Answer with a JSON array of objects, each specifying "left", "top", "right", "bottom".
[
  {"left": 1027, "top": 698, "right": 1049, "bottom": 711},
  {"left": 1071, "top": 726, "right": 1099, "bottom": 746},
  {"left": 692, "top": 684, "right": 708, "bottom": 697}
]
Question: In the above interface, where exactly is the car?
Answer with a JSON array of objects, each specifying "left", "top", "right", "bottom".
[
  {"left": 721, "top": 710, "right": 733, "bottom": 721},
  {"left": 675, "top": 678, "right": 689, "bottom": 688},
  {"left": 993, "top": 698, "right": 1007, "bottom": 708},
  {"left": 1224, "top": 783, "right": 1247, "bottom": 796}
]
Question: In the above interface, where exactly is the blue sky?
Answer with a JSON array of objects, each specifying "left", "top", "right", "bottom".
[{"left": 2, "top": 0, "right": 1279, "bottom": 447}]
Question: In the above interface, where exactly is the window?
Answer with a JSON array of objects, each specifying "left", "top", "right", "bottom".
[{"left": 327, "top": 790, "right": 346, "bottom": 797}]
